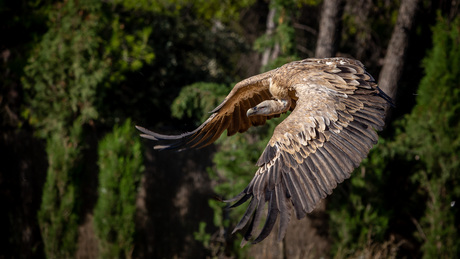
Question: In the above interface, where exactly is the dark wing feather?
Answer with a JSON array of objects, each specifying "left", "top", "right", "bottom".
[
  {"left": 252, "top": 191, "right": 279, "bottom": 244},
  {"left": 136, "top": 70, "right": 278, "bottom": 150},
  {"left": 227, "top": 60, "right": 390, "bottom": 245}
]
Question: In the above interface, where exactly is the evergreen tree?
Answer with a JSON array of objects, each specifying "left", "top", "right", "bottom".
[
  {"left": 22, "top": 0, "right": 107, "bottom": 256},
  {"left": 37, "top": 122, "right": 84, "bottom": 258},
  {"left": 396, "top": 15, "right": 460, "bottom": 257},
  {"left": 94, "top": 119, "right": 144, "bottom": 258},
  {"left": 328, "top": 14, "right": 460, "bottom": 258}
]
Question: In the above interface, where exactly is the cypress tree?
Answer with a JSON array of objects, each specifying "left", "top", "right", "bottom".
[
  {"left": 93, "top": 119, "right": 144, "bottom": 258},
  {"left": 22, "top": 0, "right": 106, "bottom": 256},
  {"left": 400, "top": 15, "right": 460, "bottom": 258}
]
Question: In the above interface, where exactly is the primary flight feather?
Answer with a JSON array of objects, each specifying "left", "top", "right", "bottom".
[{"left": 136, "top": 57, "right": 392, "bottom": 246}]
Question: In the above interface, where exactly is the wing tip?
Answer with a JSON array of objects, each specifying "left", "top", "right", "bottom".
[
  {"left": 135, "top": 125, "right": 196, "bottom": 151},
  {"left": 376, "top": 87, "right": 395, "bottom": 107},
  {"left": 139, "top": 133, "right": 159, "bottom": 141},
  {"left": 240, "top": 238, "right": 249, "bottom": 247}
]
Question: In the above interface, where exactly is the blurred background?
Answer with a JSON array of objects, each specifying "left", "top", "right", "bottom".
[{"left": 1, "top": 0, "right": 459, "bottom": 258}]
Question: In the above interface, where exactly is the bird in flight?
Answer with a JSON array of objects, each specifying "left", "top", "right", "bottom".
[{"left": 136, "top": 57, "right": 392, "bottom": 246}]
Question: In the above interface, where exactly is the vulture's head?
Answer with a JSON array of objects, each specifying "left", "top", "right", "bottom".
[
  {"left": 247, "top": 99, "right": 291, "bottom": 117},
  {"left": 247, "top": 101, "right": 272, "bottom": 117}
]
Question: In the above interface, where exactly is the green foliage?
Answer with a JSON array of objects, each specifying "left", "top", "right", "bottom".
[
  {"left": 193, "top": 222, "right": 212, "bottom": 249},
  {"left": 171, "top": 82, "right": 232, "bottom": 123},
  {"left": 94, "top": 119, "right": 144, "bottom": 258},
  {"left": 272, "top": 0, "right": 321, "bottom": 9},
  {"left": 23, "top": 1, "right": 107, "bottom": 257},
  {"left": 395, "top": 15, "right": 460, "bottom": 258},
  {"left": 38, "top": 121, "right": 83, "bottom": 258},
  {"left": 111, "top": 0, "right": 255, "bottom": 24},
  {"left": 22, "top": 0, "right": 107, "bottom": 138},
  {"left": 21, "top": 0, "right": 159, "bottom": 129},
  {"left": 187, "top": 0, "right": 256, "bottom": 24},
  {"left": 103, "top": 14, "right": 155, "bottom": 83},
  {"left": 254, "top": 20, "right": 296, "bottom": 56},
  {"left": 253, "top": 2, "right": 298, "bottom": 60}
]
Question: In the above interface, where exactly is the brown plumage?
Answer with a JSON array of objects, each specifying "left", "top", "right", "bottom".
[{"left": 136, "top": 57, "right": 393, "bottom": 246}]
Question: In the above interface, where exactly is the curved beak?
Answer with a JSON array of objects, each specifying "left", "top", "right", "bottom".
[{"left": 246, "top": 107, "right": 257, "bottom": 117}]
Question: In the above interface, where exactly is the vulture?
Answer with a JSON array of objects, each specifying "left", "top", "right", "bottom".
[{"left": 136, "top": 57, "right": 393, "bottom": 246}]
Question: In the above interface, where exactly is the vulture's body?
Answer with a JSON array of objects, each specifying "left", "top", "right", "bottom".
[{"left": 137, "top": 57, "right": 392, "bottom": 246}]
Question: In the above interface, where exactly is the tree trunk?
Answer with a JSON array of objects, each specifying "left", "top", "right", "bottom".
[
  {"left": 261, "top": 1, "right": 280, "bottom": 67},
  {"left": 315, "top": 0, "right": 345, "bottom": 58},
  {"left": 378, "top": 0, "right": 421, "bottom": 101}
]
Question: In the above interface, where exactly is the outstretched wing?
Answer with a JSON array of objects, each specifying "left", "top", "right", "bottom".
[
  {"left": 226, "top": 63, "right": 390, "bottom": 246},
  {"left": 136, "top": 70, "right": 282, "bottom": 150}
]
